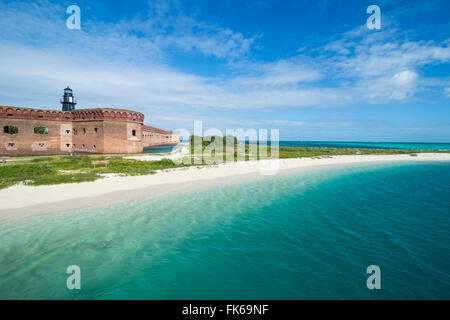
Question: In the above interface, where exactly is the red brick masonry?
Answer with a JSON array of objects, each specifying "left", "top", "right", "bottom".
[{"left": 0, "top": 106, "right": 180, "bottom": 156}]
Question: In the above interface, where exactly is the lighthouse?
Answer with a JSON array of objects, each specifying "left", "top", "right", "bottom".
[{"left": 61, "top": 86, "right": 77, "bottom": 111}]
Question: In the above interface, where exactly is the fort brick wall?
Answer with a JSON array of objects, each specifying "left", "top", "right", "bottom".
[
  {"left": 142, "top": 125, "right": 180, "bottom": 148},
  {"left": 0, "top": 106, "right": 180, "bottom": 156},
  {"left": 0, "top": 117, "right": 73, "bottom": 156},
  {"left": 72, "top": 120, "right": 104, "bottom": 154}
]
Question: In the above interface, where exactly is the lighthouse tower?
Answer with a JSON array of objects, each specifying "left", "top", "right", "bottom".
[{"left": 61, "top": 86, "right": 77, "bottom": 111}]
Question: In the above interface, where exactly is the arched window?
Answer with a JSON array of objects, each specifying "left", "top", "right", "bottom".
[
  {"left": 34, "top": 127, "right": 48, "bottom": 134},
  {"left": 3, "top": 126, "right": 18, "bottom": 135},
  {"left": 132, "top": 130, "right": 136, "bottom": 136}
]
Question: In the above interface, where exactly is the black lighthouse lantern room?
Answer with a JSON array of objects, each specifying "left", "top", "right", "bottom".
[{"left": 61, "top": 86, "right": 77, "bottom": 111}]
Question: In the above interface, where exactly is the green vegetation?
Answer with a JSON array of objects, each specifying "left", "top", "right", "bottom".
[
  {"left": 0, "top": 155, "right": 185, "bottom": 190},
  {"left": 277, "top": 146, "right": 425, "bottom": 158},
  {"left": 0, "top": 162, "right": 99, "bottom": 189},
  {"left": 0, "top": 139, "right": 448, "bottom": 190},
  {"left": 186, "top": 136, "right": 445, "bottom": 163},
  {"left": 189, "top": 135, "right": 238, "bottom": 154},
  {"left": 3, "top": 125, "right": 19, "bottom": 135},
  {"left": 34, "top": 127, "right": 49, "bottom": 134}
]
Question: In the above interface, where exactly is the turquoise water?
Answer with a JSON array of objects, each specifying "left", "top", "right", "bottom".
[
  {"left": 0, "top": 162, "right": 449, "bottom": 299},
  {"left": 273, "top": 141, "right": 450, "bottom": 150},
  {"left": 143, "top": 144, "right": 181, "bottom": 154},
  {"left": 150, "top": 141, "right": 450, "bottom": 153}
]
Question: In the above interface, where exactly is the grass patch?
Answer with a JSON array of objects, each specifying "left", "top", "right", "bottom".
[
  {"left": 25, "top": 172, "right": 101, "bottom": 186},
  {"left": 0, "top": 156, "right": 185, "bottom": 189},
  {"left": 0, "top": 145, "right": 447, "bottom": 189},
  {"left": 277, "top": 146, "right": 419, "bottom": 158}
]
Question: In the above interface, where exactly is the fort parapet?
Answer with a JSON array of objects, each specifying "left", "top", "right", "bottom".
[
  {"left": 71, "top": 108, "right": 145, "bottom": 123},
  {"left": 0, "top": 106, "right": 179, "bottom": 156}
]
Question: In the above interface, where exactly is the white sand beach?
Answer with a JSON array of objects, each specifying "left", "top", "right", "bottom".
[{"left": 0, "top": 153, "right": 449, "bottom": 221}]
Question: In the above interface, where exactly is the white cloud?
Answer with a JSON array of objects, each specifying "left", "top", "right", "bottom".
[
  {"left": 0, "top": 0, "right": 449, "bottom": 120},
  {"left": 231, "top": 60, "right": 323, "bottom": 87},
  {"left": 392, "top": 70, "right": 418, "bottom": 86},
  {"left": 445, "top": 87, "right": 450, "bottom": 97}
]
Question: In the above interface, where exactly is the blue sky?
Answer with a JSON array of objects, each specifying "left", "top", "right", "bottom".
[{"left": 0, "top": 0, "right": 449, "bottom": 141}]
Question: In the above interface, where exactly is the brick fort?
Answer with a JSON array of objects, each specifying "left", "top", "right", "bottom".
[{"left": 0, "top": 87, "right": 180, "bottom": 156}]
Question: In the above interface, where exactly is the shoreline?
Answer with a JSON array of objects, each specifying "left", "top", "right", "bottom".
[{"left": 1, "top": 153, "right": 450, "bottom": 222}]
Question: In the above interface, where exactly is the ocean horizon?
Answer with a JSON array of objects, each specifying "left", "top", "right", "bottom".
[
  {"left": 251, "top": 141, "right": 450, "bottom": 150},
  {"left": 1, "top": 161, "right": 449, "bottom": 299},
  {"left": 159, "top": 141, "right": 450, "bottom": 154}
]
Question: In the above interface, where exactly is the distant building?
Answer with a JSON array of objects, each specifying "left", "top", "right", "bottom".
[{"left": 0, "top": 88, "right": 180, "bottom": 156}]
